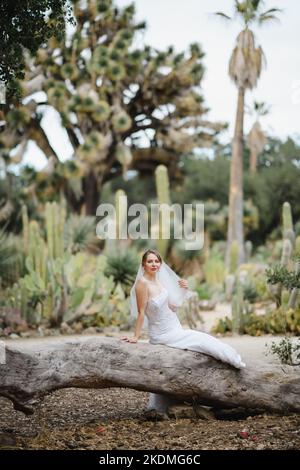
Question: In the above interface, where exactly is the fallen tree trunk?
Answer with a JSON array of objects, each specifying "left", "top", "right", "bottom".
[{"left": 0, "top": 337, "right": 299, "bottom": 415}]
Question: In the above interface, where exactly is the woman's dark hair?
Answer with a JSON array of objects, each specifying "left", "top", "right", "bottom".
[{"left": 141, "top": 249, "right": 162, "bottom": 266}]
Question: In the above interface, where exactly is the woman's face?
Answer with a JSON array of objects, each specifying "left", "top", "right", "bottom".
[{"left": 143, "top": 253, "right": 161, "bottom": 274}]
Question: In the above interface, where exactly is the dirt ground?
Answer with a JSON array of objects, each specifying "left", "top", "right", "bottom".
[
  {"left": 1, "top": 330, "right": 299, "bottom": 450},
  {"left": 0, "top": 387, "right": 299, "bottom": 450}
]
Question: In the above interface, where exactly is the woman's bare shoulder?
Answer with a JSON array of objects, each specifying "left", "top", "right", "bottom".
[{"left": 136, "top": 278, "right": 148, "bottom": 291}]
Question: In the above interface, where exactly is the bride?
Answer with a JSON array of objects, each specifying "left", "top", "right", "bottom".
[{"left": 121, "top": 249, "right": 245, "bottom": 412}]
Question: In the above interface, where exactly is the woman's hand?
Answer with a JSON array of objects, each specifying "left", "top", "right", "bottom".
[
  {"left": 168, "top": 303, "right": 178, "bottom": 312},
  {"left": 120, "top": 335, "right": 138, "bottom": 343},
  {"left": 178, "top": 278, "right": 188, "bottom": 289}
]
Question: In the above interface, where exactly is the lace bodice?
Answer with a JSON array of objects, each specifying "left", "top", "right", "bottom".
[{"left": 145, "top": 287, "right": 182, "bottom": 337}]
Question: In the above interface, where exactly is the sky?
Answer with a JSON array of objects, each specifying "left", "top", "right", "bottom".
[{"left": 22, "top": 0, "right": 300, "bottom": 169}]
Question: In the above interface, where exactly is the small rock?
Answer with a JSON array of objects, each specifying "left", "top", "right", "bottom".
[
  {"left": 60, "top": 322, "right": 74, "bottom": 335},
  {"left": 256, "top": 444, "right": 265, "bottom": 450},
  {"left": 9, "top": 333, "right": 19, "bottom": 339},
  {"left": 73, "top": 322, "right": 83, "bottom": 334},
  {"left": 20, "top": 331, "right": 31, "bottom": 338},
  {"left": 103, "top": 326, "right": 120, "bottom": 334},
  {"left": 0, "top": 433, "right": 17, "bottom": 448},
  {"left": 37, "top": 326, "right": 45, "bottom": 337},
  {"left": 193, "top": 405, "right": 215, "bottom": 420},
  {"left": 66, "top": 441, "right": 78, "bottom": 449},
  {"left": 144, "top": 409, "right": 169, "bottom": 421},
  {"left": 198, "top": 300, "right": 217, "bottom": 311},
  {"left": 168, "top": 405, "right": 196, "bottom": 419},
  {"left": 82, "top": 327, "right": 97, "bottom": 335}
]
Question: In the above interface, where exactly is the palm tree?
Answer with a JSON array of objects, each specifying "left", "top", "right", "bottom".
[
  {"left": 214, "top": 0, "right": 281, "bottom": 268},
  {"left": 247, "top": 101, "right": 269, "bottom": 174}
]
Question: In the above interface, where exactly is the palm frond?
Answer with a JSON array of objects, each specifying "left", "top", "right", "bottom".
[
  {"left": 64, "top": 215, "right": 97, "bottom": 254},
  {"left": 251, "top": 0, "right": 263, "bottom": 10},
  {"left": 236, "top": 1, "right": 247, "bottom": 14},
  {"left": 259, "top": 14, "right": 281, "bottom": 24},
  {"left": 261, "top": 8, "right": 283, "bottom": 15},
  {"left": 214, "top": 12, "right": 232, "bottom": 21}
]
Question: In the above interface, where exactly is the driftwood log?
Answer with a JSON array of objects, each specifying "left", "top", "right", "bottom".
[{"left": 0, "top": 337, "right": 299, "bottom": 415}]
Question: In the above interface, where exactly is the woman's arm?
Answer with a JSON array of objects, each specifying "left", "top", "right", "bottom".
[{"left": 121, "top": 280, "right": 148, "bottom": 343}]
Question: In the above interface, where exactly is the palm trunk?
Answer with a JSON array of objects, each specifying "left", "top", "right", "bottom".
[
  {"left": 249, "top": 148, "right": 257, "bottom": 175},
  {"left": 226, "top": 87, "right": 245, "bottom": 269}
]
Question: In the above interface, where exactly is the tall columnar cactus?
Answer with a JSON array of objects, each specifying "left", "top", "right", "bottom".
[
  {"left": 20, "top": 279, "right": 29, "bottom": 322},
  {"left": 224, "top": 241, "right": 239, "bottom": 301},
  {"left": 27, "top": 220, "right": 48, "bottom": 285},
  {"left": 268, "top": 201, "right": 299, "bottom": 309},
  {"left": 22, "top": 204, "right": 29, "bottom": 256},
  {"left": 231, "top": 277, "right": 245, "bottom": 334},
  {"left": 287, "top": 225, "right": 300, "bottom": 309},
  {"left": 155, "top": 164, "right": 171, "bottom": 258},
  {"left": 288, "top": 258, "right": 300, "bottom": 309},
  {"left": 282, "top": 202, "right": 295, "bottom": 307},
  {"left": 45, "top": 201, "right": 66, "bottom": 260},
  {"left": 282, "top": 202, "right": 295, "bottom": 247},
  {"left": 245, "top": 240, "right": 253, "bottom": 262},
  {"left": 229, "top": 241, "right": 239, "bottom": 274},
  {"left": 295, "top": 236, "right": 300, "bottom": 255},
  {"left": 281, "top": 238, "right": 292, "bottom": 267}
]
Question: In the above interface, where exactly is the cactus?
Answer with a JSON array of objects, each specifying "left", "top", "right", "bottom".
[
  {"left": 229, "top": 241, "right": 239, "bottom": 274},
  {"left": 288, "top": 259, "right": 300, "bottom": 309},
  {"left": 45, "top": 201, "right": 65, "bottom": 260},
  {"left": 27, "top": 221, "right": 48, "bottom": 285},
  {"left": 155, "top": 164, "right": 171, "bottom": 258},
  {"left": 281, "top": 238, "right": 292, "bottom": 267},
  {"left": 295, "top": 235, "right": 300, "bottom": 255},
  {"left": 231, "top": 277, "right": 244, "bottom": 334},
  {"left": 115, "top": 142, "right": 132, "bottom": 177},
  {"left": 282, "top": 201, "right": 293, "bottom": 233},
  {"left": 20, "top": 279, "right": 29, "bottom": 322},
  {"left": 282, "top": 202, "right": 295, "bottom": 248},
  {"left": 22, "top": 205, "right": 29, "bottom": 256},
  {"left": 225, "top": 274, "right": 235, "bottom": 301},
  {"left": 43, "top": 282, "right": 56, "bottom": 319},
  {"left": 245, "top": 240, "right": 253, "bottom": 262},
  {"left": 268, "top": 202, "right": 299, "bottom": 309}
]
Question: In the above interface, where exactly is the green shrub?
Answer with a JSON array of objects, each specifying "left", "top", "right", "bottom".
[
  {"left": 213, "top": 307, "right": 300, "bottom": 336},
  {"left": 195, "top": 283, "right": 211, "bottom": 300},
  {"left": 104, "top": 249, "right": 139, "bottom": 295},
  {"left": 266, "top": 337, "right": 300, "bottom": 365}
]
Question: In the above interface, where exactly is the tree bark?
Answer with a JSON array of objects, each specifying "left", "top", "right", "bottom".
[
  {"left": 28, "top": 118, "right": 59, "bottom": 160},
  {"left": 82, "top": 171, "right": 101, "bottom": 215},
  {"left": 0, "top": 337, "right": 299, "bottom": 415},
  {"left": 226, "top": 86, "right": 245, "bottom": 269},
  {"left": 249, "top": 149, "right": 258, "bottom": 175}
]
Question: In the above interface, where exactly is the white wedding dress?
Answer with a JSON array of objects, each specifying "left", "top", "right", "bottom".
[{"left": 145, "top": 286, "right": 245, "bottom": 413}]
